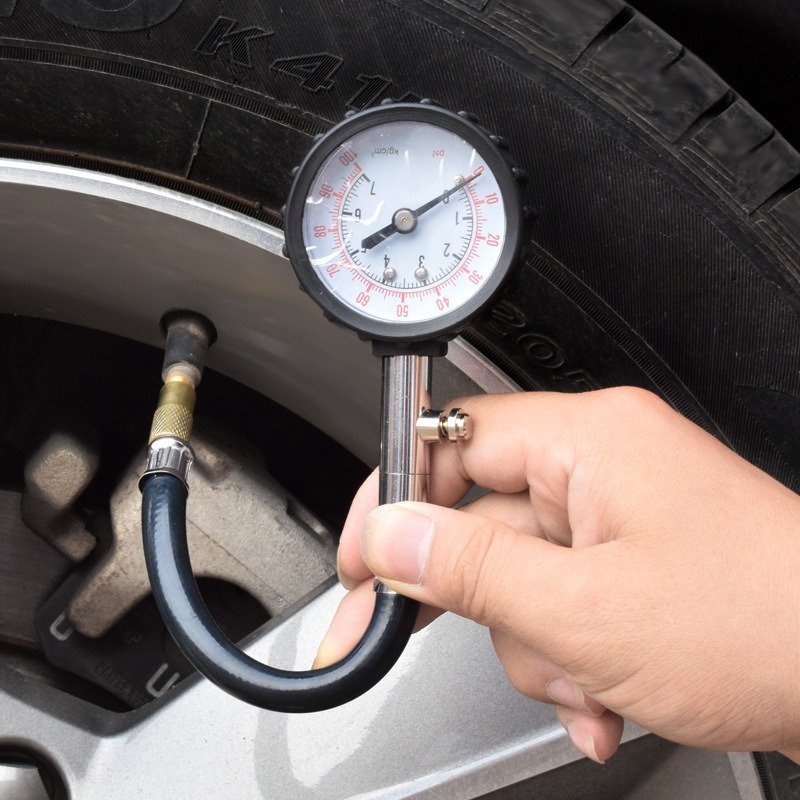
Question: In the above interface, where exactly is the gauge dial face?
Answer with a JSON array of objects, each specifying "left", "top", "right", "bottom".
[{"left": 286, "top": 105, "right": 522, "bottom": 342}]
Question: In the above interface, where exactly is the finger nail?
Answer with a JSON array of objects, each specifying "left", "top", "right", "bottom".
[
  {"left": 312, "top": 637, "right": 340, "bottom": 670},
  {"left": 546, "top": 678, "right": 603, "bottom": 717},
  {"left": 336, "top": 551, "right": 358, "bottom": 591},
  {"left": 312, "top": 621, "right": 345, "bottom": 670},
  {"left": 566, "top": 722, "right": 604, "bottom": 765},
  {"left": 362, "top": 504, "right": 433, "bottom": 585}
]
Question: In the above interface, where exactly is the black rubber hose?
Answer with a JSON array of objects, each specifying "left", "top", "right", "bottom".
[{"left": 141, "top": 473, "right": 419, "bottom": 713}]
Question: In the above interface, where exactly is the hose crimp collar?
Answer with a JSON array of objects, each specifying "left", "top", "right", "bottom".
[{"left": 139, "top": 436, "right": 195, "bottom": 491}]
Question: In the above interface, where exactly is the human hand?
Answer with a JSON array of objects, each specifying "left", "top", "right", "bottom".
[{"left": 314, "top": 388, "right": 800, "bottom": 763}]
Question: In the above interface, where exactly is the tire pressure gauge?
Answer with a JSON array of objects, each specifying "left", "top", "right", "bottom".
[
  {"left": 284, "top": 103, "right": 524, "bottom": 344},
  {"left": 138, "top": 105, "right": 526, "bottom": 717},
  {"left": 279, "top": 103, "right": 525, "bottom": 708}
]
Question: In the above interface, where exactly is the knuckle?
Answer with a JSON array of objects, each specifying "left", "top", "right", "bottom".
[
  {"left": 597, "top": 386, "right": 665, "bottom": 417},
  {"left": 586, "top": 386, "right": 672, "bottom": 441},
  {"left": 596, "top": 386, "right": 664, "bottom": 413}
]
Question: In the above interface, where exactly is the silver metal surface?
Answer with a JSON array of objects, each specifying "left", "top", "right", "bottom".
[
  {"left": 0, "top": 159, "right": 381, "bottom": 464},
  {"left": 728, "top": 753, "right": 768, "bottom": 800},
  {"left": 416, "top": 408, "right": 445, "bottom": 444},
  {"left": 141, "top": 436, "right": 194, "bottom": 488},
  {"left": 394, "top": 208, "right": 417, "bottom": 234},
  {"left": 0, "top": 583, "right": 765, "bottom": 800},
  {"left": 443, "top": 407, "right": 470, "bottom": 441},
  {"left": 416, "top": 407, "right": 470, "bottom": 443},
  {"left": 380, "top": 355, "right": 431, "bottom": 506},
  {"left": 445, "top": 337, "right": 520, "bottom": 395},
  {"left": 0, "top": 588, "right": 625, "bottom": 800},
  {"left": 0, "top": 160, "right": 761, "bottom": 800},
  {"left": 0, "top": 763, "right": 48, "bottom": 800}
]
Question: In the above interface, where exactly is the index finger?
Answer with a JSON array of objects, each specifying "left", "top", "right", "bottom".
[
  {"left": 338, "top": 391, "right": 581, "bottom": 586},
  {"left": 427, "top": 391, "right": 580, "bottom": 503}
]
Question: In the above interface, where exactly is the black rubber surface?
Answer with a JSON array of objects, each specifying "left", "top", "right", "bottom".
[
  {"left": 141, "top": 473, "right": 418, "bottom": 713},
  {"left": 632, "top": 0, "right": 800, "bottom": 152}
]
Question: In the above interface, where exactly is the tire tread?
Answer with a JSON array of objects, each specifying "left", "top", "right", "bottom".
[{"left": 482, "top": 1, "right": 800, "bottom": 250}]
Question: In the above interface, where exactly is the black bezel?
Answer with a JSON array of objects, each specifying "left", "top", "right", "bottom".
[{"left": 284, "top": 103, "right": 523, "bottom": 343}]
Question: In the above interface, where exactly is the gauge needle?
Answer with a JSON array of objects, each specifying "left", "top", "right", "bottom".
[{"left": 360, "top": 168, "right": 482, "bottom": 251}]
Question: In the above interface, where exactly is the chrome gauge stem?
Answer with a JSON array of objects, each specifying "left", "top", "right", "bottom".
[{"left": 380, "top": 355, "right": 431, "bottom": 507}]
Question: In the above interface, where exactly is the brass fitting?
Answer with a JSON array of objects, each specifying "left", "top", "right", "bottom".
[
  {"left": 148, "top": 374, "right": 197, "bottom": 445},
  {"left": 141, "top": 312, "right": 214, "bottom": 490}
]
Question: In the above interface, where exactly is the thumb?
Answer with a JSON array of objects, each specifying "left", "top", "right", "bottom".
[{"left": 361, "top": 501, "right": 570, "bottom": 634}]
